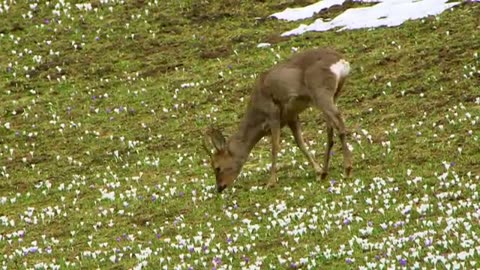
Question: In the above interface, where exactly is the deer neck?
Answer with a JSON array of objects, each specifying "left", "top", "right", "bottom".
[{"left": 228, "top": 107, "right": 266, "bottom": 164}]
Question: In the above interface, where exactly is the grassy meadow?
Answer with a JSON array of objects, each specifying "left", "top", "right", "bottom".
[{"left": 0, "top": 0, "right": 479, "bottom": 269}]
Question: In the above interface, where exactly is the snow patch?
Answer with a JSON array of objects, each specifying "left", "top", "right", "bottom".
[
  {"left": 270, "top": 0, "right": 464, "bottom": 37},
  {"left": 270, "top": 0, "right": 347, "bottom": 21}
]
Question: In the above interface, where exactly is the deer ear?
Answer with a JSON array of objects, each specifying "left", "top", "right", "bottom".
[
  {"left": 202, "top": 134, "right": 214, "bottom": 158},
  {"left": 206, "top": 128, "right": 227, "bottom": 151}
]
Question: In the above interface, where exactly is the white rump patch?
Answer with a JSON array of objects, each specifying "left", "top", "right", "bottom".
[{"left": 330, "top": 59, "right": 350, "bottom": 80}]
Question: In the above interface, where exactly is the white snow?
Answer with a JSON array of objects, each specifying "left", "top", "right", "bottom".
[
  {"left": 270, "top": 0, "right": 346, "bottom": 21},
  {"left": 257, "top": 43, "right": 272, "bottom": 48},
  {"left": 270, "top": 0, "right": 464, "bottom": 37}
]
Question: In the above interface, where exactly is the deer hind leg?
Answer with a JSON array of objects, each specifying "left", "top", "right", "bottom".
[
  {"left": 287, "top": 116, "right": 322, "bottom": 176},
  {"left": 313, "top": 91, "right": 352, "bottom": 179},
  {"left": 305, "top": 68, "right": 352, "bottom": 179},
  {"left": 321, "top": 123, "right": 334, "bottom": 180},
  {"left": 321, "top": 78, "right": 348, "bottom": 180}
]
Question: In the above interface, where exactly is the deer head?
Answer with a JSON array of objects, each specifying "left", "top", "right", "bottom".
[{"left": 203, "top": 128, "right": 242, "bottom": 193}]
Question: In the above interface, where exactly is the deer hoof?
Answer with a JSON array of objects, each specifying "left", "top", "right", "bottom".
[
  {"left": 266, "top": 182, "right": 276, "bottom": 189},
  {"left": 344, "top": 166, "right": 352, "bottom": 179},
  {"left": 266, "top": 179, "right": 277, "bottom": 188},
  {"left": 320, "top": 171, "right": 328, "bottom": 181}
]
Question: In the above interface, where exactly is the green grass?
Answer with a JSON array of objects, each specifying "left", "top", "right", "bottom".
[{"left": 1, "top": 1, "right": 480, "bottom": 269}]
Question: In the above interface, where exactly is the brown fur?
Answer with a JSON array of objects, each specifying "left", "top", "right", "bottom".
[{"left": 203, "top": 48, "right": 352, "bottom": 192}]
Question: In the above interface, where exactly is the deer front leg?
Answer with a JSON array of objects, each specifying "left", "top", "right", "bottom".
[
  {"left": 267, "top": 119, "right": 281, "bottom": 188},
  {"left": 288, "top": 117, "right": 322, "bottom": 177}
]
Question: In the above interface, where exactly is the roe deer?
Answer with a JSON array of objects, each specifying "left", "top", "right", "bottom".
[{"left": 203, "top": 48, "right": 352, "bottom": 193}]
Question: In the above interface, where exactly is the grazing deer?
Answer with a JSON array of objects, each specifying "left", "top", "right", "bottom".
[{"left": 203, "top": 48, "right": 352, "bottom": 193}]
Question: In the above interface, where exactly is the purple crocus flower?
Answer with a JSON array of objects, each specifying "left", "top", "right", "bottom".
[
  {"left": 399, "top": 258, "right": 407, "bottom": 266},
  {"left": 425, "top": 239, "right": 432, "bottom": 247}
]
